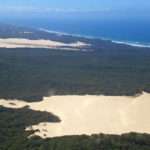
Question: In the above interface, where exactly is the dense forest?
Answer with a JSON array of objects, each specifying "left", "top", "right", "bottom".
[{"left": 0, "top": 47, "right": 149, "bottom": 101}]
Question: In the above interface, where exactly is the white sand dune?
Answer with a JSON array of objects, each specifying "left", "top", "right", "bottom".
[
  {"left": 0, "top": 92, "right": 150, "bottom": 138},
  {"left": 0, "top": 38, "right": 89, "bottom": 50}
]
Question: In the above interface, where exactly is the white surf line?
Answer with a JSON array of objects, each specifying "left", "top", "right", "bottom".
[
  {"left": 111, "top": 40, "right": 150, "bottom": 48},
  {"left": 0, "top": 38, "right": 90, "bottom": 50},
  {"left": 0, "top": 92, "right": 150, "bottom": 138},
  {"left": 39, "top": 28, "right": 150, "bottom": 49}
]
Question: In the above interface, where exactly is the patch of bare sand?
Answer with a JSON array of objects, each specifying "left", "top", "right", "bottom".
[
  {"left": 0, "top": 38, "right": 89, "bottom": 50},
  {"left": 0, "top": 92, "right": 150, "bottom": 138}
]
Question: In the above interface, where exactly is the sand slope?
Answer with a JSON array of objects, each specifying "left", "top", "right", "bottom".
[{"left": 0, "top": 92, "right": 150, "bottom": 138}]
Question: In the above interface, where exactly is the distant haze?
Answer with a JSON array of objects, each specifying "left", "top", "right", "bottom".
[
  {"left": 0, "top": 0, "right": 150, "bottom": 18},
  {"left": 0, "top": 0, "right": 150, "bottom": 44}
]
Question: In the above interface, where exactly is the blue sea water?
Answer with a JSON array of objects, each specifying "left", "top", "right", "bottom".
[{"left": 1, "top": 16, "right": 150, "bottom": 45}]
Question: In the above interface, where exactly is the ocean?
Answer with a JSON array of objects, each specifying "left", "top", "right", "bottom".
[{"left": 2, "top": 16, "right": 150, "bottom": 46}]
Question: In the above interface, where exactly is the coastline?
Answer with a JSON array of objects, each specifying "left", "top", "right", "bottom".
[{"left": 39, "top": 28, "right": 150, "bottom": 48}]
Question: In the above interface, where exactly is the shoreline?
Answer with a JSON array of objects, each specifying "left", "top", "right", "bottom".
[{"left": 39, "top": 28, "right": 150, "bottom": 48}]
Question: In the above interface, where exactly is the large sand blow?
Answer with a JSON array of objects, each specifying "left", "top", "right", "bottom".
[
  {"left": 0, "top": 38, "right": 89, "bottom": 50},
  {"left": 0, "top": 92, "right": 150, "bottom": 138}
]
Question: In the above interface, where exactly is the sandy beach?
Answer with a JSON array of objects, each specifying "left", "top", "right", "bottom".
[
  {"left": 0, "top": 92, "right": 150, "bottom": 138},
  {"left": 0, "top": 38, "right": 89, "bottom": 50}
]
